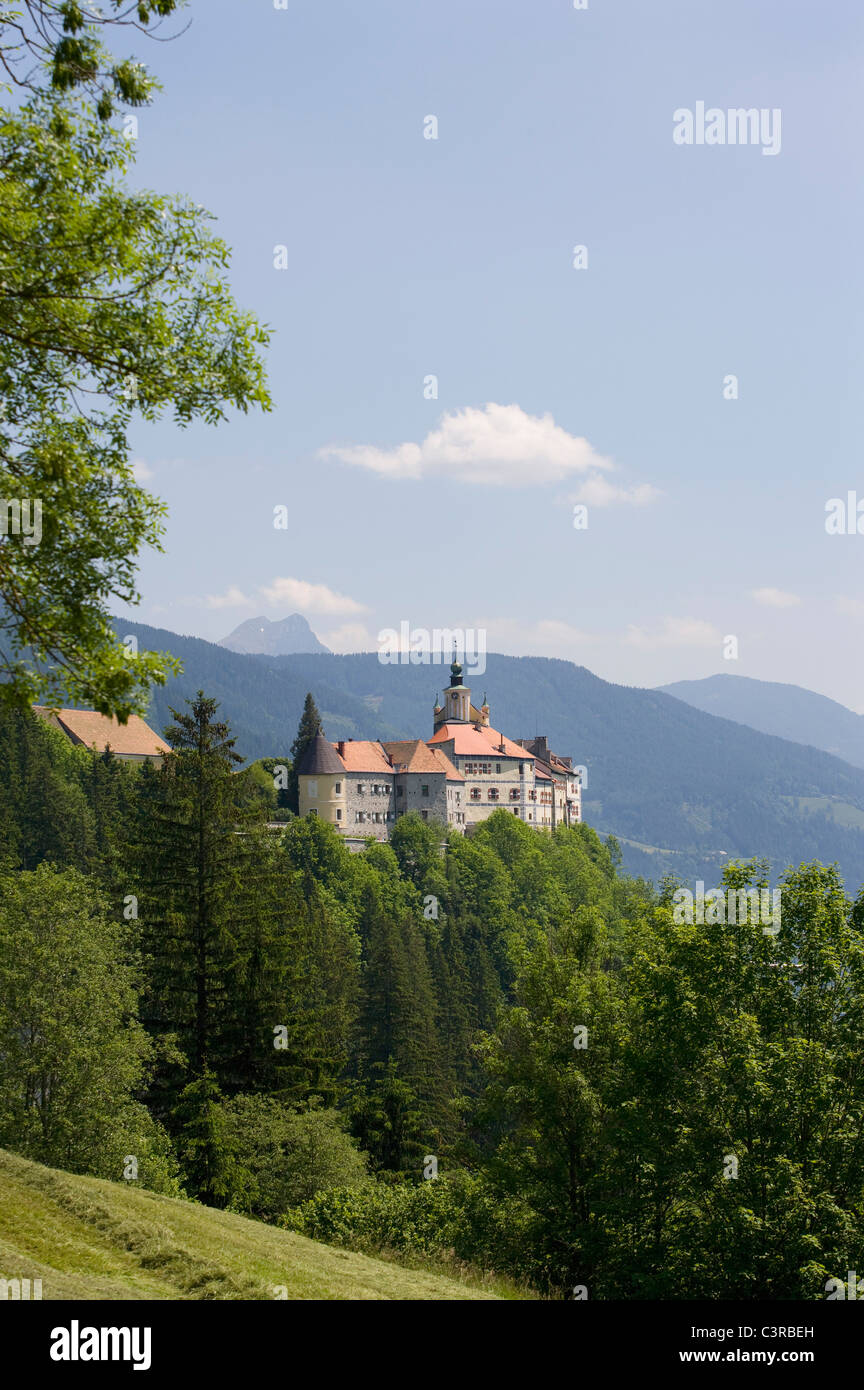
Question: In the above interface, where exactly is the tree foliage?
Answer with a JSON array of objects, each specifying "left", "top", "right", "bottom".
[
  {"left": 0, "top": 47, "right": 269, "bottom": 715},
  {"left": 0, "top": 1, "right": 185, "bottom": 116}
]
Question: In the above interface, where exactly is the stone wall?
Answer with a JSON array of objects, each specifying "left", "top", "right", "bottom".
[{"left": 343, "top": 771, "right": 394, "bottom": 841}]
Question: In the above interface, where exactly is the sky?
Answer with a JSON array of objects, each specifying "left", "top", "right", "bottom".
[{"left": 114, "top": 0, "right": 864, "bottom": 711}]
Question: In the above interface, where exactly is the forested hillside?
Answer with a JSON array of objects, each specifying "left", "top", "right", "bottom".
[
  {"left": 116, "top": 620, "right": 864, "bottom": 892},
  {"left": 3, "top": 698, "right": 864, "bottom": 1298},
  {"left": 661, "top": 674, "right": 864, "bottom": 770}
]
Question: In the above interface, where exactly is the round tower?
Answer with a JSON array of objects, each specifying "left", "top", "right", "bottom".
[{"left": 443, "top": 657, "right": 471, "bottom": 723}]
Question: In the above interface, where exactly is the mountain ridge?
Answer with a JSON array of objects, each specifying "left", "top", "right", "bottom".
[
  {"left": 115, "top": 620, "right": 864, "bottom": 892},
  {"left": 659, "top": 673, "right": 864, "bottom": 770}
]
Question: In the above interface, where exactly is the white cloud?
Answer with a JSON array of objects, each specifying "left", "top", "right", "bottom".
[
  {"left": 321, "top": 622, "right": 376, "bottom": 652},
  {"left": 567, "top": 477, "right": 661, "bottom": 508},
  {"left": 625, "top": 617, "right": 721, "bottom": 649},
  {"left": 203, "top": 585, "right": 253, "bottom": 610},
  {"left": 130, "top": 458, "right": 154, "bottom": 482},
  {"left": 327, "top": 441, "right": 424, "bottom": 479},
  {"left": 752, "top": 587, "right": 801, "bottom": 608},
  {"left": 320, "top": 402, "right": 635, "bottom": 489},
  {"left": 188, "top": 577, "right": 368, "bottom": 617},
  {"left": 259, "top": 576, "right": 369, "bottom": 615}
]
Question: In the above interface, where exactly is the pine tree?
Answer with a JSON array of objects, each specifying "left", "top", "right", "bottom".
[
  {"left": 135, "top": 692, "right": 276, "bottom": 1114},
  {"left": 354, "top": 880, "right": 446, "bottom": 1167},
  {"left": 285, "top": 692, "right": 323, "bottom": 814},
  {"left": 0, "top": 705, "right": 97, "bottom": 871},
  {"left": 171, "top": 1072, "right": 240, "bottom": 1209}
]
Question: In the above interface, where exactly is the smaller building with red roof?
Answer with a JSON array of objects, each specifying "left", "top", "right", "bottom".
[{"left": 33, "top": 707, "right": 170, "bottom": 764}]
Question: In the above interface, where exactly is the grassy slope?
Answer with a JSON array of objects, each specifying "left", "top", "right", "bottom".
[{"left": 0, "top": 1149, "right": 500, "bottom": 1301}]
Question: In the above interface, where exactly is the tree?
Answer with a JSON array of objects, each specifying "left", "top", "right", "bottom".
[
  {"left": 0, "top": 87, "right": 270, "bottom": 716},
  {"left": 171, "top": 1070, "right": 238, "bottom": 1208},
  {"left": 135, "top": 692, "right": 275, "bottom": 1108},
  {"left": 0, "top": 702, "right": 97, "bottom": 870},
  {"left": 0, "top": 2, "right": 186, "bottom": 115},
  {"left": 0, "top": 861, "right": 179, "bottom": 1192},
  {"left": 221, "top": 1096, "right": 368, "bottom": 1223},
  {"left": 352, "top": 876, "right": 446, "bottom": 1169},
  {"left": 285, "top": 692, "right": 322, "bottom": 814},
  {"left": 474, "top": 915, "right": 622, "bottom": 1293},
  {"left": 613, "top": 860, "right": 864, "bottom": 1299}
]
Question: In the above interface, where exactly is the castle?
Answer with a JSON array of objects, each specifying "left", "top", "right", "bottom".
[{"left": 297, "top": 658, "right": 581, "bottom": 846}]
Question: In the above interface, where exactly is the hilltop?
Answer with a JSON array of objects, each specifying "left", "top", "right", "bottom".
[
  {"left": 114, "top": 619, "right": 864, "bottom": 892},
  {"left": 219, "top": 613, "right": 330, "bottom": 657},
  {"left": 659, "top": 673, "right": 864, "bottom": 771}
]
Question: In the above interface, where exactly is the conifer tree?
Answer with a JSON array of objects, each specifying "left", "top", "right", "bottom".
[
  {"left": 285, "top": 692, "right": 323, "bottom": 814},
  {"left": 135, "top": 692, "right": 276, "bottom": 1114},
  {"left": 171, "top": 1071, "right": 240, "bottom": 1209},
  {"left": 354, "top": 880, "right": 446, "bottom": 1166}
]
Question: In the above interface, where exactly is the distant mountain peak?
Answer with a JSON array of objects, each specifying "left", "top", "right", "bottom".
[
  {"left": 218, "top": 613, "right": 330, "bottom": 656},
  {"left": 658, "top": 673, "right": 864, "bottom": 769}
]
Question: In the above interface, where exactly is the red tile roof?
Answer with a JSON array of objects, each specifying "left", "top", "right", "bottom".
[
  {"left": 35, "top": 707, "right": 170, "bottom": 757},
  {"left": 336, "top": 740, "right": 393, "bottom": 776},
  {"left": 428, "top": 723, "right": 507, "bottom": 757},
  {"left": 477, "top": 724, "right": 536, "bottom": 760},
  {"left": 429, "top": 722, "right": 535, "bottom": 761},
  {"left": 384, "top": 740, "right": 464, "bottom": 781}
]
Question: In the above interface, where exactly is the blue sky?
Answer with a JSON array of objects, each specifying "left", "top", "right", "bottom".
[{"left": 116, "top": 0, "right": 864, "bottom": 710}]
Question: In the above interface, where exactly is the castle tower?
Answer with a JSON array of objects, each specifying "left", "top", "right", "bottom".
[{"left": 443, "top": 657, "right": 471, "bottom": 723}]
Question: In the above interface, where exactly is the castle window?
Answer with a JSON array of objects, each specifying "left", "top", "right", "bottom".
[
  {"left": 335, "top": 782, "right": 342, "bottom": 794},
  {"left": 510, "top": 788, "right": 520, "bottom": 800},
  {"left": 496, "top": 763, "right": 501, "bottom": 774},
  {"left": 357, "top": 783, "right": 365, "bottom": 794},
  {"left": 336, "top": 809, "right": 342, "bottom": 820},
  {"left": 488, "top": 787, "right": 499, "bottom": 801},
  {"left": 470, "top": 787, "right": 481, "bottom": 800},
  {"left": 519, "top": 763, "right": 525, "bottom": 775},
  {"left": 421, "top": 784, "right": 429, "bottom": 797}
]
